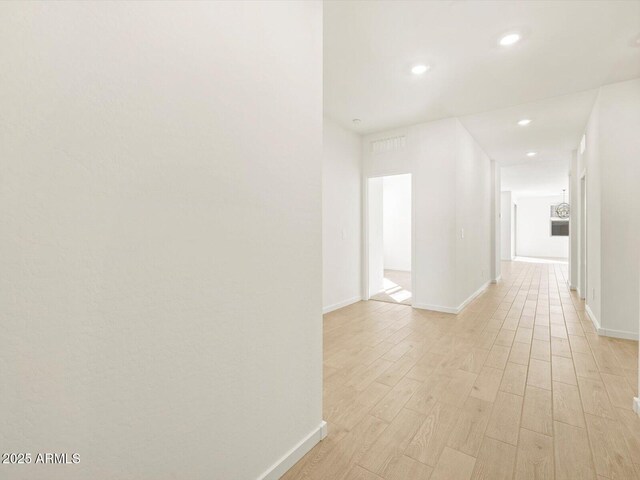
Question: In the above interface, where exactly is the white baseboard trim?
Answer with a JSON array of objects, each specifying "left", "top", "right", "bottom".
[
  {"left": 456, "top": 281, "right": 490, "bottom": 313},
  {"left": 323, "top": 296, "right": 361, "bottom": 314},
  {"left": 491, "top": 275, "right": 502, "bottom": 284},
  {"left": 413, "top": 303, "right": 458, "bottom": 314},
  {"left": 413, "top": 281, "right": 490, "bottom": 315},
  {"left": 257, "top": 420, "right": 327, "bottom": 480},
  {"left": 634, "top": 397, "right": 640, "bottom": 416},
  {"left": 585, "top": 303, "right": 600, "bottom": 330},
  {"left": 585, "top": 304, "right": 639, "bottom": 340},
  {"left": 597, "top": 327, "right": 639, "bottom": 341}
]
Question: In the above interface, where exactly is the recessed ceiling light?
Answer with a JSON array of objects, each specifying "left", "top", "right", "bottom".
[
  {"left": 499, "top": 33, "right": 521, "bottom": 46},
  {"left": 411, "top": 64, "right": 430, "bottom": 75},
  {"left": 352, "top": 118, "right": 361, "bottom": 125},
  {"left": 517, "top": 119, "right": 532, "bottom": 126},
  {"left": 526, "top": 151, "right": 537, "bottom": 157}
]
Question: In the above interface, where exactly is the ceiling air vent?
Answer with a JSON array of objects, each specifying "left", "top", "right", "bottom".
[{"left": 371, "top": 135, "right": 406, "bottom": 155}]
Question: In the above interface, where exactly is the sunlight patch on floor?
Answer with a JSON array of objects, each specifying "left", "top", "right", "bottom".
[{"left": 371, "top": 270, "right": 412, "bottom": 305}]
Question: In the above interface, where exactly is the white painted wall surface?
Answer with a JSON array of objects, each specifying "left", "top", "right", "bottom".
[
  {"left": 383, "top": 174, "right": 412, "bottom": 271},
  {"left": 577, "top": 92, "right": 602, "bottom": 323},
  {"left": 491, "top": 161, "right": 502, "bottom": 281},
  {"left": 512, "top": 202, "right": 517, "bottom": 257},
  {"left": 363, "top": 118, "right": 491, "bottom": 312},
  {"left": 598, "top": 79, "right": 640, "bottom": 337},
  {"left": 411, "top": 119, "right": 458, "bottom": 310},
  {"left": 569, "top": 151, "right": 579, "bottom": 289},
  {"left": 574, "top": 78, "right": 640, "bottom": 338},
  {"left": 515, "top": 195, "right": 569, "bottom": 259},
  {"left": 501, "top": 192, "right": 514, "bottom": 260},
  {"left": 368, "top": 177, "right": 385, "bottom": 296},
  {"left": 323, "top": 118, "right": 362, "bottom": 312},
  {"left": 0, "top": 3, "right": 323, "bottom": 480},
  {"left": 455, "top": 121, "right": 492, "bottom": 305}
]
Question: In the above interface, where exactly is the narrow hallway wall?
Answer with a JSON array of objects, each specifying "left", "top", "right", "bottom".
[
  {"left": 323, "top": 118, "right": 362, "bottom": 312},
  {"left": 0, "top": 3, "right": 324, "bottom": 479}
]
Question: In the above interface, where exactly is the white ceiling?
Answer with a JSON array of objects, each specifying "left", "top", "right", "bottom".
[
  {"left": 501, "top": 159, "right": 569, "bottom": 199},
  {"left": 325, "top": 0, "right": 640, "bottom": 199},
  {"left": 458, "top": 89, "right": 598, "bottom": 166},
  {"left": 324, "top": 0, "right": 640, "bottom": 134},
  {"left": 463, "top": 89, "right": 586, "bottom": 196}
]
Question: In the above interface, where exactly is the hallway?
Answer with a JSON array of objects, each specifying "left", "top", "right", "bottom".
[
  {"left": 2, "top": 3, "right": 638, "bottom": 479},
  {"left": 284, "top": 260, "right": 639, "bottom": 480}
]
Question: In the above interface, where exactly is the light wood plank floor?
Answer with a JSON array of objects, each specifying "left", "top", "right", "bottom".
[{"left": 283, "top": 260, "right": 639, "bottom": 480}]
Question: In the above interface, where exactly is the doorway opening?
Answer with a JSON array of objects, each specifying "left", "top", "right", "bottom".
[{"left": 367, "top": 174, "right": 412, "bottom": 305}]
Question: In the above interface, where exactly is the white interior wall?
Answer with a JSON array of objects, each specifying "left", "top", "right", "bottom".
[
  {"left": 501, "top": 192, "right": 514, "bottom": 260},
  {"left": 515, "top": 195, "right": 569, "bottom": 259},
  {"left": 323, "top": 118, "right": 362, "bottom": 312},
  {"left": 491, "top": 161, "right": 502, "bottom": 281},
  {"left": 579, "top": 174, "right": 587, "bottom": 299},
  {"left": 598, "top": 79, "right": 640, "bottom": 338},
  {"left": 577, "top": 89, "right": 602, "bottom": 324},
  {"left": 367, "top": 177, "right": 385, "bottom": 296},
  {"left": 455, "top": 121, "right": 492, "bottom": 305},
  {"left": 569, "top": 151, "right": 579, "bottom": 289},
  {"left": 512, "top": 202, "right": 517, "bottom": 257},
  {"left": 574, "top": 78, "right": 640, "bottom": 339},
  {"left": 411, "top": 120, "right": 458, "bottom": 310},
  {"left": 383, "top": 174, "right": 412, "bottom": 272},
  {"left": 0, "top": 3, "right": 323, "bottom": 480},
  {"left": 363, "top": 118, "right": 491, "bottom": 312}
]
